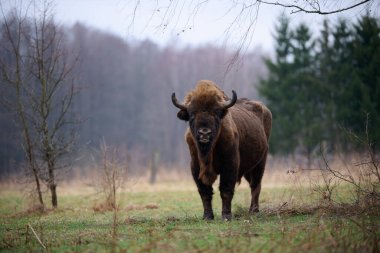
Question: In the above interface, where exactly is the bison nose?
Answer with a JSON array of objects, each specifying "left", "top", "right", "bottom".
[
  {"left": 197, "top": 128, "right": 212, "bottom": 135},
  {"left": 197, "top": 128, "right": 212, "bottom": 144}
]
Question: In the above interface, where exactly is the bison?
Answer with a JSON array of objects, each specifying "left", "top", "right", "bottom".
[{"left": 171, "top": 80, "right": 272, "bottom": 220}]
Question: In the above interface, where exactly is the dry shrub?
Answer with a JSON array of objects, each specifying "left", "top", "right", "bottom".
[
  {"left": 91, "top": 140, "right": 128, "bottom": 213},
  {"left": 317, "top": 133, "right": 380, "bottom": 209},
  {"left": 92, "top": 201, "right": 115, "bottom": 213}
]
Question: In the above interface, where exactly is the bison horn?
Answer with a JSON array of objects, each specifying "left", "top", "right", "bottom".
[
  {"left": 221, "top": 90, "right": 237, "bottom": 110},
  {"left": 171, "top": 93, "right": 188, "bottom": 110}
]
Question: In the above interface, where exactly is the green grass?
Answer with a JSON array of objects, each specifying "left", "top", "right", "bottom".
[{"left": 0, "top": 182, "right": 379, "bottom": 252}]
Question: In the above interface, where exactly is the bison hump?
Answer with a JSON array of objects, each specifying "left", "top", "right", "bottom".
[
  {"left": 237, "top": 99, "right": 263, "bottom": 116},
  {"left": 235, "top": 99, "right": 272, "bottom": 140}
]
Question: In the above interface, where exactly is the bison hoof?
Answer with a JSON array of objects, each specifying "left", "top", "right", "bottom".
[
  {"left": 222, "top": 213, "right": 232, "bottom": 221},
  {"left": 203, "top": 213, "right": 214, "bottom": 220},
  {"left": 249, "top": 207, "right": 259, "bottom": 214}
]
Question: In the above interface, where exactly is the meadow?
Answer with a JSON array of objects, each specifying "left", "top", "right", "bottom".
[{"left": 0, "top": 169, "right": 379, "bottom": 253}]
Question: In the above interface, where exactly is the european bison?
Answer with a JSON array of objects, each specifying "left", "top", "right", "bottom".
[{"left": 171, "top": 80, "right": 272, "bottom": 220}]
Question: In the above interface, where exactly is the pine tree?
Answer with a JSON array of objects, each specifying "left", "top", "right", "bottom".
[
  {"left": 259, "top": 13, "right": 380, "bottom": 156},
  {"left": 291, "top": 23, "right": 320, "bottom": 165},
  {"left": 315, "top": 19, "right": 338, "bottom": 151},
  {"left": 351, "top": 14, "right": 380, "bottom": 149},
  {"left": 258, "top": 15, "right": 298, "bottom": 154}
]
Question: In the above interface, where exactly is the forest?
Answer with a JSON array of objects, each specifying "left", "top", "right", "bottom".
[
  {"left": 260, "top": 14, "right": 380, "bottom": 160},
  {"left": 0, "top": 8, "right": 379, "bottom": 178}
]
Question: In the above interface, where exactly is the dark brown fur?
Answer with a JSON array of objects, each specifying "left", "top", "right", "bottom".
[{"left": 173, "top": 80, "right": 272, "bottom": 220}]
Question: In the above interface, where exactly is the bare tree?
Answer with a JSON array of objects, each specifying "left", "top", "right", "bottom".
[
  {"left": 0, "top": 1, "right": 44, "bottom": 207},
  {"left": 0, "top": 1, "right": 78, "bottom": 208}
]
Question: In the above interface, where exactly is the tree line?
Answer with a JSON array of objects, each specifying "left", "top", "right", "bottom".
[{"left": 259, "top": 13, "right": 380, "bottom": 161}]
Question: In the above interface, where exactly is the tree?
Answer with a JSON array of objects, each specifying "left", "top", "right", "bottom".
[
  {"left": 260, "top": 17, "right": 321, "bottom": 162},
  {"left": 351, "top": 14, "right": 380, "bottom": 149},
  {"left": 291, "top": 23, "right": 321, "bottom": 164},
  {"left": 258, "top": 15, "right": 298, "bottom": 155},
  {"left": 0, "top": 1, "right": 78, "bottom": 208},
  {"left": 260, "top": 13, "right": 380, "bottom": 157},
  {"left": 329, "top": 19, "right": 364, "bottom": 151},
  {"left": 0, "top": 4, "right": 44, "bottom": 207},
  {"left": 315, "top": 20, "right": 337, "bottom": 150}
]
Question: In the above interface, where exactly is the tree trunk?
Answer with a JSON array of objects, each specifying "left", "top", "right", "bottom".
[
  {"left": 33, "top": 170, "right": 44, "bottom": 206},
  {"left": 20, "top": 103, "right": 44, "bottom": 207},
  {"left": 150, "top": 151, "right": 160, "bottom": 185},
  {"left": 50, "top": 183, "right": 57, "bottom": 208},
  {"left": 48, "top": 159, "right": 58, "bottom": 208}
]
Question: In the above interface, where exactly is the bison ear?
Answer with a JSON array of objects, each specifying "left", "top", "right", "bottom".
[{"left": 177, "top": 109, "right": 189, "bottom": 121}]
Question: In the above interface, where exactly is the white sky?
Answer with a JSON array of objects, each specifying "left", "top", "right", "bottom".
[
  {"left": 2, "top": 0, "right": 378, "bottom": 52},
  {"left": 53, "top": 0, "right": 279, "bottom": 50}
]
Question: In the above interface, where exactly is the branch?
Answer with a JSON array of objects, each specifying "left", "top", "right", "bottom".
[
  {"left": 27, "top": 224, "right": 46, "bottom": 249},
  {"left": 257, "top": 0, "right": 371, "bottom": 15}
]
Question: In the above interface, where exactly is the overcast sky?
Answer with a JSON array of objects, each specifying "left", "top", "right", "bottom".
[{"left": 2, "top": 0, "right": 378, "bottom": 52}]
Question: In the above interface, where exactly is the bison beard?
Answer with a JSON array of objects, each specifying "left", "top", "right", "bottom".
[
  {"left": 172, "top": 80, "right": 272, "bottom": 220},
  {"left": 197, "top": 142, "right": 217, "bottom": 185},
  {"left": 195, "top": 120, "right": 221, "bottom": 185}
]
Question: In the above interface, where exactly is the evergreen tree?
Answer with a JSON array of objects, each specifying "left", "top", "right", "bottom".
[
  {"left": 328, "top": 18, "right": 373, "bottom": 151},
  {"left": 259, "top": 13, "right": 380, "bottom": 156},
  {"left": 315, "top": 20, "right": 338, "bottom": 151},
  {"left": 291, "top": 23, "right": 320, "bottom": 164},
  {"left": 259, "top": 15, "right": 298, "bottom": 154},
  {"left": 351, "top": 14, "right": 380, "bottom": 148}
]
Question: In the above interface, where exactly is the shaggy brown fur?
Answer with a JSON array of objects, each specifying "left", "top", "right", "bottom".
[
  {"left": 184, "top": 80, "right": 227, "bottom": 107},
  {"left": 172, "top": 80, "right": 272, "bottom": 220},
  {"left": 184, "top": 81, "right": 230, "bottom": 184}
]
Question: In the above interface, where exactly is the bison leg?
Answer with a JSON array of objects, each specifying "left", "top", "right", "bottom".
[
  {"left": 219, "top": 171, "right": 236, "bottom": 221},
  {"left": 249, "top": 183, "right": 261, "bottom": 213},
  {"left": 220, "top": 189, "right": 234, "bottom": 221},
  {"left": 199, "top": 185, "right": 214, "bottom": 220},
  {"left": 196, "top": 182, "right": 214, "bottom": 220},
  {"left": 245, "top": 153, "right": 267, "bottom": 214},
  {"left": 192, "top": 169, "right": 214, "bottom": 220},
  {"left": 244, "top": 173, "right": 262, "bottom": 213}
]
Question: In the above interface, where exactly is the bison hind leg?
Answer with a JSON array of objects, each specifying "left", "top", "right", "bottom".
[
  {"left": 244, "top": 173, "right": 261, "bottom": 213},
  {"left": 244, "top": 158, "right": 266, "bottom": 214},
  {"left": 249, "top": 183, "right": 261, "bottom": 213}
]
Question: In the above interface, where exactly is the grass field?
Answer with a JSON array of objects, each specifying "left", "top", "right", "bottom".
[{"left": 0, "top": 175, "right": 379, "bottom": 253}]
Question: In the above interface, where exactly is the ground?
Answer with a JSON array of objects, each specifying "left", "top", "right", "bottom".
[{"left": 0, "top": 177, "right": 379, "bottom": 252}]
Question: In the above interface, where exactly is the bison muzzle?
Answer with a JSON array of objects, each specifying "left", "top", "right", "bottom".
[{"left": 172, "top": 80, "right": 272, "bottom": 220}]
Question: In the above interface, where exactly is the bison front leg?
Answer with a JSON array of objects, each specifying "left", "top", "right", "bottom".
[
  {"left": 198, "top": 184, "right": 214, "bottom": 220},
  {"left": 190, "top": 164, "right": 214, "bottom": 219},
  {"left": 193, "top": 173, "right": 214, "bottom": 220},
  {"left": 219, "top": 169, "right": 236, "bottom": 221}
]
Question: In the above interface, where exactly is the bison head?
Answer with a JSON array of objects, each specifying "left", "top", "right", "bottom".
[{"left": 171, "top": 86, "right": 237, "bottom": 156}]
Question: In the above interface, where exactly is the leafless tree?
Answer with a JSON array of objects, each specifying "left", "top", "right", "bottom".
[{"left": 0, "top": 1, "right": 78, "bottom": 208}]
